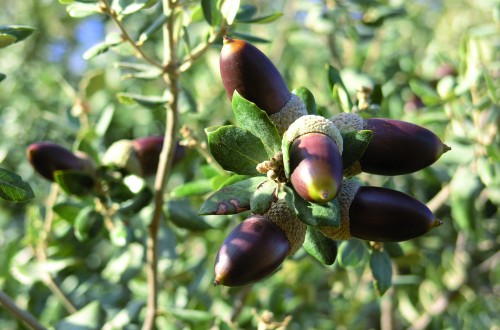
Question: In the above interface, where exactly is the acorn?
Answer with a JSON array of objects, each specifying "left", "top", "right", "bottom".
[
  {"left": 319, "top": 179, "right": 442, "bottom": 242},
  {"left": 214, "top": 200, "right": 306, "bottom": 287},
  {"left": 26, "top": 142, "right": 95, "bottom": 182},
  {"left": 283, "top": 115, "right": 343, "bottom": 203},
  {"left": 331, "top": 114, "right": 450, "bottom": 175},
  {"left": 102, "top": 136, "right": 185, "bottom": 177},
  {"left": 220, "top": 36, "right": 307, "bottom": 134}
]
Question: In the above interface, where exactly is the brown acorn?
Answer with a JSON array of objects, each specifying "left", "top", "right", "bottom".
[
  {"left": 359, "top": 118, "right": 450, "bottom": 175},
  {"left": 220, "top": 36, "right": 291, "bottom": 115},
  {"left": 102, "top": 137, "right": 185, "bottom": 177},
  {"left": 214, "top": 200, "right": 306, "bottom": 287},
  {"left": 213, "top": 215, "right": 290, "bottom": 287},
  {"left": 26, "top": 142, "right": 95, "bottom": 182},
  {"left": 289, "top": 133, "right": 343, "bottom": 203},
  {"left": 132, "top": 136, "right": 185, "bottom": 177},
  {"left": 284, "top": 115, "right": 344, "bottom": 204},
  {"left": 349, "top": 186, "right": 441, "bottom": 242}
]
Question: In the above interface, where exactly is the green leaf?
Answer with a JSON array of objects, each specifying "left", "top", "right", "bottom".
[
  {"left": 220, "top": 0, "right": 240, "bottom": 25},
  {"left": 0, "top": 73, "right": 5, "bottom": 83},
  {"left": 0, "top": 25, "right": 36, "bottom": 47},
  {"left": 302, "top": 226, "right": 338, "bottom": 265},
  {"left": 235, "top": 4, "right": 257, "bottom": 21},
  {"left": 201, "top": 0, "right": 220, "bottom": 26},
  {"left": 338, "top": 239, "right": 368, "bottom": 268},
  {"left": 484, "top": 69, "right": 498, "bottom": 103},
  {"left": 409, "top": 79, "right": 441, "bottom": 105},
  {"left": 116, "top": 92, "right": 168, "bottom": 108},
  {"left": 250, "top": 179, "right": 278, "bottom": 214},
  {"left": 74, "top": 206, "right": 104, "bottom": 241},
  {"left": 362, "top": 7, "right": 406, "bottom": 27},
  {"left": 450, "top": 165, "right": 483, "bottom": 232},
  {"left": 370, "top": 249, "right": 393, "bottom": 295},
  {"left": 103, "top": 301, "right": 144, "bottom": 329},
  {"left": 171, "top": 179, "right": 214, "bottom": 197},
  {"left": 292, "top": 87, "right": 317, "bottom": 115},
  {"left": 54, "top": 170, "right": 95, "bottom": 196},
  {"left": 231, "top": 31, "right": 270, "bottom": 44},
  {"left": 83, "top": 39, "right": 123, "bottom": 60},
  {"left": 232, "top": 92, "right": 281, "bottom": 157},
  {"left": 117, "top": 187, "right": 153, "bottom": 215},
  {"left": 0, "top": 33, "right": 16, "bottom": 48},
  {"left": 138, "top": 13, "right": 168, "bottom": 44},
  {"left": 166, "top": 199, "right": 213, "bottom": 231},
  {"left": 236, "top": 12, "right": 283, "bottom": 24},
  {"left": 341, "top": 130, "right": 373, "bottom": 171},
  {"left": 119, "top": 0, "right": 157, "bottom": 16},
  {"left": 0, "top": 168, "right": 35, "bottom": 202},
  {"left": 53, "top": 202, "right": 87, "bottom": 223},
  {"left": 110, "top": 220, "right": 131, "bottom": 247},
  {"left": 206, "top": 125, "right": 268, "bottom": 175},
  {"left": 283, "top": 185, "right": 340, "bottom": 227},
  {"left": 383, "top": 242, "right": 404, "bottom": 258},
  {"left": 327, "top": 65, "right": 353, "bottom": 112},
  {"left": 166, "top": 308, "right": 216, "bottom": 324},
  {"left": 56, "top": 301, "right": 105, "bottom": 330},
  {"left": 66, "top": 2, "right": 102, "bottom": 17},
  {"left": 199, "top": 176, "right": 265, "bottom": 215}
]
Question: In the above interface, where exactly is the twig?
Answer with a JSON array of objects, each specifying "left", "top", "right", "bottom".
[
  {"left": 100, "top": 0, "right": 163, "bottom": 69},
  {"left": 426, "top": 183, "right": 451, "bottom": 214},
  {"left": 178, "top": 24, "right": 227, "bottom": 73},
  {"left": 0, "top": 290, "right": 47, "bottom": 330},
  {"left": 230, "top": 285, "right": 253, "bottom": 323},
  {"left": 142, "top": 1, "right": 180, "bottom": 329},
  {"left": 34, "top": 184, "right": 78, "bottom": 314}
]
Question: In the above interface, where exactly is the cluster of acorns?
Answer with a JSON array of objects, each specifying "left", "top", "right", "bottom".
[{"left": 212, "top": 37, "right": 450, "bottom": 287}]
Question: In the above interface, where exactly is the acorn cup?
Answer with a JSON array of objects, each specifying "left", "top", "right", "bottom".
[
  {"left": 102, "top": 136, "right": 185, "bottom": 178},
  {"left": 331, "top": 113, "right": 450, "bottom": 176},
  {"left": 219, "top": 36, "right": 307, "bottom": 134},
  {"left": 283, "top": 115, "right": 344, "bottom": 204},
  {"left": 213, "top": 200, "right": 306, "bottom": 287},
  {"left": 319, "top": 179, "right": 442, "bottom": 242},
  {"left": 26, "top": 142, "right": 96, "bottom": 182}
]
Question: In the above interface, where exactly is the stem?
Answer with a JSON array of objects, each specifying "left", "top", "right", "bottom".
[
  {"left": 0, "top": 290, "right": 47, "bottom": 330},
  {"left": 101, "top": 0, "right": 163, "bottom": 69},
  {"left": 34, "top": 184, "right": 78, "bottom": 314},
  {"left": 142, "top": 1, "right": 179, "bottom": 329}
]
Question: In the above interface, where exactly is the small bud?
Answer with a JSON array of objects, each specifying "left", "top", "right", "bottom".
[{"left": 26, "top": 142, "right": 95, "bottom": 182}]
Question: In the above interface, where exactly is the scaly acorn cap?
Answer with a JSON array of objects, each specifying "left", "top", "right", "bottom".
[
  {"left": 318, "top": 179, "right": 360, "bottom": 240},
  {"left": 282, "top": 115, "right": 343, "bottom": 178},
  {"left": 264, "top": 199, "right": 306, "bottom": 256},
  {"left": 330, "top": 112, "right": 364, "bottom": 133},
  {"left": 101, "top": 139, "right": 141, "bottom": 176},
  {"left": 269, "top": 94, "right": 308, "bottom": 135}
]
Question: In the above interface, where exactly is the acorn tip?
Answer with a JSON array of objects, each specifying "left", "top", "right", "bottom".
[
  {"left": 443, "top": 144, "right": 451, "bottom": 153},
  {"left": 212, "top": 279, "right": 219, "bottom": 286},
  {"left": 432, "top": 218, "right": 443, "bottom": 228},
  {"left": 222, "top": 35, "right": 232, "bottom": 44}
]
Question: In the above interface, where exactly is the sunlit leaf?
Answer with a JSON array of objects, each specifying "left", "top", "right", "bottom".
[
  {"left": 231, "top": 92, "right": 281, "bottom": 157},
  {"left": 0, "top": 168, "right": 35, "bottom": 202},
  {"left": 206, "top": 124, "right": 268, "bottom": 175},
  {"left": 199, "top": 176, "right": 265, "bottom": 215}
]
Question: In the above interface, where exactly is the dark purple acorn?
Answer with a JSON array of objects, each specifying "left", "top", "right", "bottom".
[
  {"left": 289, "top": 133, "right": 343, "bottom": 203},
  {"left": 213, "top": 215, "right": 290, "bottom": 287},
  {"left": 359, "top": 118, "right": 450, "bottom": 175},
  {"left": 26, "top": 142, "right": 95, "bottom": 182},
  {"left": 349, "top": 186, "right": 442, "bottom": 242},
  {"left": 220, "top": 36, "right": 292, "bottom": 115},
  {"left": 132, "top": 136, "right": 185, "bottom": 177}
]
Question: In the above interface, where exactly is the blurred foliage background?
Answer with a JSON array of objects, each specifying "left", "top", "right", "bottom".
[{"left": 0, "top": 0, "right": 499, "bottom": 329}]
